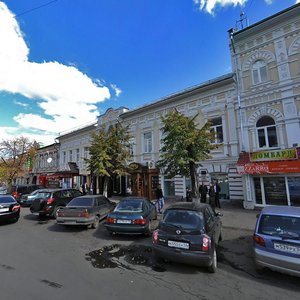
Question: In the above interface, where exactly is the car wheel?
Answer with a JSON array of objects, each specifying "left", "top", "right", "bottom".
[
  {"left": 52, "top": 206, "right": 62, "bottom": 219},
  {"left": 91, "top": 216, "right": 100, "bottom": 229},
  {"left": 207, "top": 248, "right": 217, "bottom": 273}
]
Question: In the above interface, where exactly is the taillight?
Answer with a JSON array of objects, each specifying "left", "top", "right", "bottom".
[
  {"left": 133, "top": 218, "right": 147, "bottom": 225},
  {"left": 47, "top": 197, "right": 55, "bottom": 205},
  {"left": 11, "top": 204, "right": 20, "bottom": 212},
  {"left": 153, "top": 229, "right": 158, "bottom": 244},
  {"left": 78, "top": 210, "right": 90, "bottom": 218},
  {"left": 253, "top": 234, "right": 266, "bottom": 247},
  {"left": 202, "top": 235, "right": 210, "bottom": 251},
  {"left": 106, "top": 217, "right": 116, "bottom": 224}
]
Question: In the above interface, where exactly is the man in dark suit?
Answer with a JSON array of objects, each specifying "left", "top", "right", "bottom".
[{"left": 214, "top": 180, "right": 221, "bottom": 208}]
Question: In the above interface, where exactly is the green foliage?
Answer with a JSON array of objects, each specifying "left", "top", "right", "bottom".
[
  {"left": 0, "top": 137, "right": 39, "bottom": 186},
  {"left": 157, "top": 110, "right": 217, "bottom": 197},
  {"left": 86, "top": 122, "right": 132, "bottom": 178}
]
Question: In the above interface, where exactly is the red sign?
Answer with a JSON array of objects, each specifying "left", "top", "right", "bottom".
[{"left": 237, "top": 160, "right": 300, "bottom": 174}]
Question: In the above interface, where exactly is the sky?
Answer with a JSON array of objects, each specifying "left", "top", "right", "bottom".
[{"left": 0, "top": 0, "right": 299, "bottom": 146}]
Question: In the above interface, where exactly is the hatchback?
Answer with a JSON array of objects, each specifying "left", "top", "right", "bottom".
[
  {"left": 152, "top": 202, "right": 222, "bottom": 273},
  {"left": 0, "top": 195, "right": 21, "bottom": 223},
  {"left": 30, "top": 188, "right": 82, "bottom": 218},
  {"left": 253, "top": 206, "right": 300, "bottom": 277}
]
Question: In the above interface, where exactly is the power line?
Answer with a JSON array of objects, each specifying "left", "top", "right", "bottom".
[{"left": 14, "top": 0, "right": 58, "bottom": 18}]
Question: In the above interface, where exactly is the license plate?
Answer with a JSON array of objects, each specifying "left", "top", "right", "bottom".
[
  {"left": 116, "top": 219, "right": 131, "bottom": 224},
  {"left": 168, "top": 240, "right": 189, "bottom": 250},
  {"left": 274, "top": 243, "right": 300, "bottom": 254},
  {"left": 0, "top": 208, "right": 9, "bottom": 213}
]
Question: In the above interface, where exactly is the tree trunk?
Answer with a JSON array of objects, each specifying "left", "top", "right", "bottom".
[
  {"left": 189, "top": 161, "right": 199, "bottom": 201},
  {"left": 103, "top": 176, "right": 109, "bottom": 197}
]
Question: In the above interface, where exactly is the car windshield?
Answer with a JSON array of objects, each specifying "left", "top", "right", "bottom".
[
  {"left": 115, "top": 200, "right": 143, "bottom": 213},
  {"left": 68, "top": 197, "right": 93, "bottom": 207},
  {"left": 0, "top": 196, "right": 15, "bottom": 203},
  {"left": 162, "top": 210, "right": 203, "bottom": 230},
  {"left": 258, "top": 214, "right": 300, "bottom": 239}
]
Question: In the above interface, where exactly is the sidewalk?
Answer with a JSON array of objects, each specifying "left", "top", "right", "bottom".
[{"left": 219, "top": 199, "right": 259, "bottom": 232}]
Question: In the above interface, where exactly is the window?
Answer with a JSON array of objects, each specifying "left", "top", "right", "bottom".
[
  {"left": 84, "top": 147, "right": 89, "bottom": 159},
  {"left": 210, "top": 117, "right": 223, "bottom": 144},
  {"left": 76, "top": 149, "right": 80, "bottom": 162},
  {"left": 129, "top": 138, "right": 135, "bottom": 156},
  {"left": 143, "top": 132, "right": 153, "bottom": 153},
  {"left": 256, "top": 116, "right": 278, "bottom": 148},
  {"left": 69, "top": 150, "right": 73, "bottom": 162},
  {"left": 63, "top": 151, "right": 66, "bottom": 164},
  {"left": 252, "top": 60, "right": 268, "bottom": 84}
]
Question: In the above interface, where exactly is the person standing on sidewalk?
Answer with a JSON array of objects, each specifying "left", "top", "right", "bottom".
[
  {"left": 214, "top": 180, "right": 221, "bottom": 208},
  {"left": 199, "top": 182, "right": 208, "bottom": 203},
  {"left": 208, "top": 182, "right": 216, "bottom": 210},
  {"left": 155, "top": 185, "right": 165, "bottom": 213}
]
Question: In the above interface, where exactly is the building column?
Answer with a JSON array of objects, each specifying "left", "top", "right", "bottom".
[{"left": 243, "top": 174, "right": 255, "bottom": 209}]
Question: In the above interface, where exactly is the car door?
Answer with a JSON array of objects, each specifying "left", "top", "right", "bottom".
[
  {"left": 98, "top": 196, "right": 111, "bottom": 219},
  {"left": 204, "top": 207, "right": 219, "bottom": 243}
]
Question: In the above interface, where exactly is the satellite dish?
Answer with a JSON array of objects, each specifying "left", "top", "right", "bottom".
[{"left": 47, "top": 157, "right": 53, "bottom": 163}]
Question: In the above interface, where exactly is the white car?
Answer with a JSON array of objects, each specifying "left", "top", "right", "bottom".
[{"left": 0, "top": 187, "right": 7, "bottom": 195}]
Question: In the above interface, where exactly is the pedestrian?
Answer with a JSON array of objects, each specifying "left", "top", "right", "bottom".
[
  {"left": 199, "top": 182, "right": 208, "bottom": 203},
  {"left": 214, "top": 180, "right": 221, "bottom": 208},
  {"left": 155, "top": 184, "right": 165, "bottom": 213},
  {"left": 208, "top": 182, "right": 216, "bottom": 211}
]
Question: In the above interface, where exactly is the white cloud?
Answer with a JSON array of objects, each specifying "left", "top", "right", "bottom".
[
  {"left": 0, "top": 2, "right": 111, "bottom": 143},
  {"left": 111, "top": 84, "right": 122, "bottom": 97},
  {"left": 296, "top": 0, "right": 300, "bottom": 4},
  {"left": 194, "top": 0, "right": 247, "bottom": 14}
]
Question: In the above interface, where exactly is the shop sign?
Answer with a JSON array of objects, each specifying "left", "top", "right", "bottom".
[
  {"left": 250, "top": 148, "right": 297, "bottom": 162},
  {"left": 237, "top": 160, "right": 300, "bottom": 174}
]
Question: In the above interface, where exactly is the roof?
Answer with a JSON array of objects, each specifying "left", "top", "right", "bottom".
[
  {"left": 166, "top": 201, "right": 209, "bottom": 211},
  {"left": 261, "top": 206, "right": 300, "bottom": 217},
  {"left": 121, "top": 73, "right": 234, "bottom": 118}
]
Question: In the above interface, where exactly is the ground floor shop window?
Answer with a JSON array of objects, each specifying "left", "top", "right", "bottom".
[
  {"left": 254, "top": 178, "right": 263, "bottom": 205},
  {"left": 253, "top": 176, "right": 300, "bottom": 206},
  {"left": 263, "top": 177, "right": 287, "bottom": 206}
]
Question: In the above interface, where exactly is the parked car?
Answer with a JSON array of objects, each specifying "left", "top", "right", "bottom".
[
  {"left": 253, "top": 205, "right": 300, "bottom": 277},
  {"left": 56, "top": 195, "right": 116, "bottom": 228},
  {"left": 0, "top": 195, "right": 21, "bottom": 223},
  {"left": 11, "top": 184, "right": 44, "bottom": 203},
  {"left": 152, "top": 202, "right": 223, "bottom": 273},
  {"left": 0, "top": 186, "right": 7, "bottom": 195},
  {"left": 30, "top": 188, "right": 82, "bottom": 218},
  {"left": 104, "top": 197, "right": 157, "bottom": 236},
  {"left": 19, "top": 189, "right": 47, "bottom": 207}
]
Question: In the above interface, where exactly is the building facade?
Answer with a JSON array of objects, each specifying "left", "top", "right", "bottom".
[{"left": 231, "top": 3, "right": 300, "bottom": 208}]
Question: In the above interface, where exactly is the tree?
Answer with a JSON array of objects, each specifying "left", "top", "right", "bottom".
[
  {"left": 0, "top": 137, "right": 39, "bottom": 192},
  {"left": 157, "top": 109, "right": 216, "bottom": 199},
  {"left": 86, "top": 122, "right": 132, "bottom": 197}
]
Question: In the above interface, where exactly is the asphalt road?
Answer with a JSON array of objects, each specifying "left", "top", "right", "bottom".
[{"left": 0, "top": 207, "right": 299, "bottom": 300}]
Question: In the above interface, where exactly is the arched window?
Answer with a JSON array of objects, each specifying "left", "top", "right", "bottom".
[
  {"left": 256, "top": 116, "right": 278, "bottom": 148},
  {"left": 252, "top": 60, "right": 268, "bottom": 84}
]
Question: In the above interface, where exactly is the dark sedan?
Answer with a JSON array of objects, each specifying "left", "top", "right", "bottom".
[
  {"left": 104, "top": 197, "right": 157, "bottom": 236},
  {"left": 0, "top": 195, "right": 21, "bottom": 223},
  {"left": 152, "top": 202, "right": 222, "bottom": 273},
  {"left": 56, "top": 195, "right": 116, "bottom": 229}
]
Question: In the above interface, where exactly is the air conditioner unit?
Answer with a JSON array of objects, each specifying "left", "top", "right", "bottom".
[{"left": 147, "top": 160, "right": 155, "bottom": 169}]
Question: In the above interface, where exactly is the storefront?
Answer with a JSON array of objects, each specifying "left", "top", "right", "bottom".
[{"left": 237, "top": 148, "right": 300, "bottom": 207}]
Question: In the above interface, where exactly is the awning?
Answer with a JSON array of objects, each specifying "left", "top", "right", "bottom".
[{"left": 237, "top": 148, "right": 300, "bottom": 174}]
